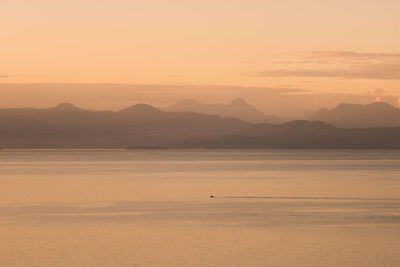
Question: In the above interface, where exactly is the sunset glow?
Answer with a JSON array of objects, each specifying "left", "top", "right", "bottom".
[
  {"left": 1, "top": 0, "right": 399, "bottom": 107},
  {"left": 2, "top": 2, "right": 400, "bottom": 266}
]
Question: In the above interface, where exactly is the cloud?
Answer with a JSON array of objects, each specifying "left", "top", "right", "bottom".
[
  {"left": 249, "top": 63, "right": 400, "bottom": 80},
  {"left": 272, "top": 60, "right": 330, "bottom": 65},
  {"left": 0, "top": 83, "right": 307, "bottom": 94},
  {"left": 0, "top": 74, "right": 23, "bottom": 79},
  {"left": 309, "top": 51, "right": 400, "bottom": 62}
]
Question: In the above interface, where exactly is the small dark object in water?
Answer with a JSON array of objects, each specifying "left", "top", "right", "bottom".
[{"left": 210, "top": 195, "right": 214, "bottom": 198}]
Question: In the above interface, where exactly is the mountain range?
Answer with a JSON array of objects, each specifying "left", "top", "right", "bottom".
[
  {"left": 0, "top": 103, "right": 250, "bottom": 148},
  {"left": 2, "top": 101, "right": 400, "bottom": 149},
  {"left": 313, "top": 102, "right": 400, "bottom": 128},
  {"left": 191, "top": 120, "right": 400, "bottom": 149},
  {"left": 164, "top": 98, "right": 280, "bottom": 123}
]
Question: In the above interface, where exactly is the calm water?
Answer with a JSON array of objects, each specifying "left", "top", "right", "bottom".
[{"left": 1, "top": 149, "right": 400, "bottom": 266}]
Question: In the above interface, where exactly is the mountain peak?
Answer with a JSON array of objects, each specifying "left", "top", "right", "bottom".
[
  {"left": 330, "top": 102, "right": 397, "bottom": 113},
  {"left": 165, "top": 97, "right": 279, "bottom": 123},
  {"left": 313, "top": 101, "right": 400, "bottom": 128},
  {"left": 366, "top": 101, "right": 396, "bottom": 109},
  {"left": 229, "top": 97, "right": 248, "bottom": 106},
  {"left": 52, "top": 103, "right": 82, "bottom": 111},
  {"left": 119, "top": 103, "right": 161, "bottom": 113}
]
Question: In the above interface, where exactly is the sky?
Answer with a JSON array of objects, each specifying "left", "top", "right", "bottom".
[{"left": 1, "top": 0, "right": 400, "bottom": 115}]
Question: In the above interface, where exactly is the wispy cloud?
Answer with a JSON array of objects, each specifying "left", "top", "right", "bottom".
[
  {"left": 0, "top": 74, "right": 23, "bottom": 79},
  {"left": 309, "top": 51, "right": 400, "bottom": 62},
  {"left": 272, "top": 60, "right": 330, "bottom": 65},
  {"left": 250, "top": 63, "right": 400, "bottom": 80},
  {"left": 250, "top": 50, "right": 400, "bottom": 80},
  {"left": 271, "top": 51, "right": 400, "bottom": 66}
]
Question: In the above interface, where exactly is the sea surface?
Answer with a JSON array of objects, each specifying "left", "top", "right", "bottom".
[{"left": 1, "top": 149, "right": 400, "bottom": 266}]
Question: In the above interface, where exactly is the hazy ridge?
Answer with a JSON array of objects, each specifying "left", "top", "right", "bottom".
[
  {"left": 164, "top": 98, "right": 280, "bottom": 123},
  {"left": 1, "top": 101, "right": 400, "bottom": 149},
  {"left": 313, "top": 102, "right": 400, "bottom": 128}
]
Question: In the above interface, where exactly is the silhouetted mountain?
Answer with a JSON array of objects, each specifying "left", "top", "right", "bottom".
[
  {"left": 240, "top": 120, "right": 334, "bottom": 137},
  {"left": 118, "top": 103, "right": 162, "bottom": 114},
  {"left": 0, "top": 103, "right": 250, "bottom": 148},
  {"left": 49, "top": 103, "right": 83, "bottom": 112},
  {"left": 164, "top": 98, "right": 280, "bottom": 123},
  {"left": 189, "top": 120, "right": 400, "bottom": 149},
  {"left": 2, "top": 103, "right": 400, "bottom": 149},
  {"left": 313, "top": 102, "right": 400, "bottom": 128}
]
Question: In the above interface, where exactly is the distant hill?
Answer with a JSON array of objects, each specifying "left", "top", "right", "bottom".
[
  {"left": 0, "top": 103, "right": 250, "bottom": 148},
  {"left": 188, "top": 120, "right": 400, "bottom": 149},
  {"left": 312, "top": 102, "right": 400, "bottom": 128},
  {"left": 164, "top": 98, "right": 280, "bottom": 123},
  {"left": 2, "top": 103, "right": 400, "bottom": 149}
]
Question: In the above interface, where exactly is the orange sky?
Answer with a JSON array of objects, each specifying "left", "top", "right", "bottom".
[{"left": 1, "top": 0, "right": 400, "bottom": 110}]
